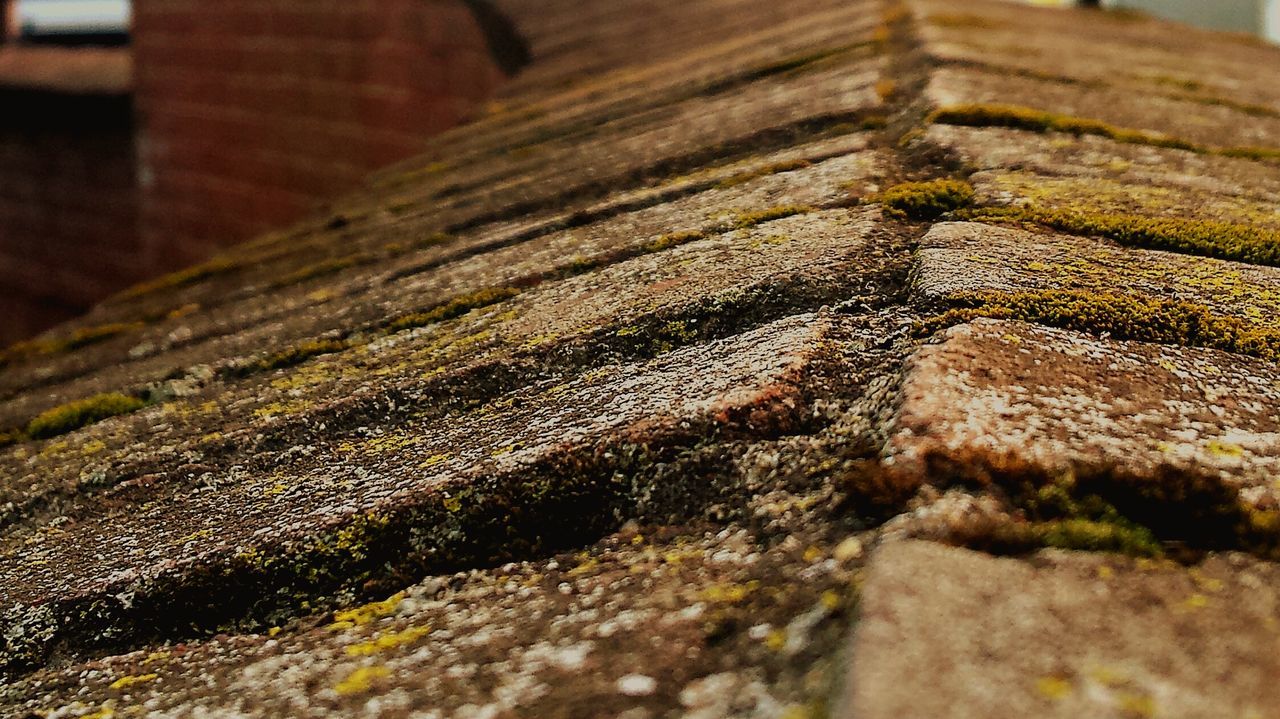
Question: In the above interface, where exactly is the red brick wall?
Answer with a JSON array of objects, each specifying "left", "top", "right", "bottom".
[
  {"left": 133, "top": 0, "right": 508, "bottom": 267},
  {"left": 0, "top": 90, "right": 140, "bottom": 342}
]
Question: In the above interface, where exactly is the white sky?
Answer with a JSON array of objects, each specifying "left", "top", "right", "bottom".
[{"left": 17, "top": 0, "right": 131, "bottom": 31}]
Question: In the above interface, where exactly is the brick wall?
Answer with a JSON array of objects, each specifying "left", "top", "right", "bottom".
[
  {"left": 0, "top": 0, "right": 515, "bottom": 344},
  {"left": 132, "top": 0, "right": 510, "bottom": 268},
  {"left": 0, "top": 89, "right": 140, "bottom": 342}
]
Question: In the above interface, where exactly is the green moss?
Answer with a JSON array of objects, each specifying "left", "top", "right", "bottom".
[
  {"left": 929, "top": 103, "right": 1198, "bottom": 150},
  {"left": 0, "top": 321, "right": 141, "bottom": 368},
  {"left": 715, "top": 160, "right": 812, "bottom": 189},
  {"left": 989, "top": 519, "right": 1164, "bottom": 556},
  {"left": 561, "top": 256, "right": 601, "bottom": 276},
  {"left": 958, "top": 470, "right": 1163, "bottom": 556},
  {"left": 231, "top": 339, "right": 351, "bottom": 378},
  {"left": 876, "top": 179, "right": 975, "bottom": 220},
  {"left": 929, "top": 452, "right": 1280, "bottom": 560},
  {"left": 920, "top": 290, "right": 1280, "bottom": 363},
  {"left": 928, "top": 103, "right": 1280, "bottom": 161},
  {"left": 1179, "top": 92, "right": 1280, "bottom": 119},
  {"left": 26, "top": 393, "right": 147, "bottom": 440},
  {"left": 115, "top": 258, "right": 239, "bottom": 301},
  {"left": 1220, "top": 146, "right": 1280, "bottom": 161},
  {"left": 960, "top": 205, "right": 1280, "bottom": 267},
  {"left": 272, "top": 254, "right": 373, "bottom": 289},
  {"left": 385, "top": 287, "right": 522, "bottom": 334},
  {"left": 642, "top": 230, "right": 707, "bottom": 254},
  {"left": 732, "top": 205, "right": 815, "bottom": 230},
  {"left": 0, "top": 429, "right": 21, "bottom": 449}
]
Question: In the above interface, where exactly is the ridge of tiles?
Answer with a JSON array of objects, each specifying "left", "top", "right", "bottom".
[{"left": 3, "top": 0, "right": 1280, "bottom": 716}]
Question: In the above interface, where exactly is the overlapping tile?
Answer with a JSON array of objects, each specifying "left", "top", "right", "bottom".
[{"left": 844, "top": 540, "right": 1280, "bottom": 719}]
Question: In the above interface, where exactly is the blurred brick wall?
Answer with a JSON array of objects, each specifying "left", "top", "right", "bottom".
[
  {"left": 0, "top": 89, "right": 140, "bottom": 341},
  {"left": 132, "top": 0, "right": 509, "bottom": 267},
  {"left": 0, "top": 0, "right": 516, "bottom": 344}
]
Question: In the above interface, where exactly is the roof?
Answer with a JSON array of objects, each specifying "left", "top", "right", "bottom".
[{"left": 1, "top": 0, "right": 1279, "bottom": 716}]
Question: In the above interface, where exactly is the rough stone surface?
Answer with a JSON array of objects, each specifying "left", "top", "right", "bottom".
[
  {"left": 914, "top": 222, "right": 1280, "bottom": 324},
  {"left": 845, "top": 540, "right": 1280, "bottom": 719},
  {"left": 889, "top": 319, "right": 1280, "bottom": 509},
  {"left": 4, "top": 0, "right": 1280, "bottom": 715}
]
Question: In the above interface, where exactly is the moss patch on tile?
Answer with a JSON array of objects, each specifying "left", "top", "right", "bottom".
[
  {"left": 715, "top": 159, "right": 813, "bottom": 189},
  {"left": 921, "top": 290, "right": 1280, "bottom": 362},
  {"left": 929, "top": 103, "right": 1198, "bottom": 149},
  {"left": 386, "top": 287, "right": 523, "bottom": 334},
  {"left": 229, "top": 339, "right": 353, "bottom": 378},
  {"left": 988, "top": 480, "right": 1163, "bottom": 557},
  {"left": 115, "top": 258, "right": 240, "bottom": 302},
  {"left": 922, "top": 451, "right": 1280, "bottom": 561},
  {"left": 732, "top": 205, "right": 816, "bottom": 229},
  {"left": 25, "top": 393, "right": 148, "bottom": 440},
  {"left": 270, "top": 253, "right": 375, "bottom": 290},
  {"left": 641, "top": 230, "right": 709, "bottom": 254},
  {"left": 959, "top": 206, "right": 1280, "bottom": 267},
  {"left": 928, "top": 103, "right": 1280, "bottom": 161},
  {"left": 0, "top": 322, "right": 145, "bottom": 370},
  {"left": 985, "top": 518, "right": 1164, "bottom": 557},
  {"left": 876, "top": 179, "right": 974, "bottom": 220}
]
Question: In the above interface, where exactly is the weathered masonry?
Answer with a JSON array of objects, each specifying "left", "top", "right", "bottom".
[{"left": 1, "top": 1, "right": 1279, "bottom": 717}]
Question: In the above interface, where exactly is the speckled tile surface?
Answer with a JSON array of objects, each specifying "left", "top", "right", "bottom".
[{"left": 4, "top": 0, "right": 1280, "bottom": 715}]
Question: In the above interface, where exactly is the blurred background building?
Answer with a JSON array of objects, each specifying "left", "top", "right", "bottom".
[
  {"left": 1103, "top": 0, "right": 1279, "bottom": 41},
  {"left": 11, "top": 0, "right": 130, "bottom": 44},
  {"left": 0, "top": 0, "right": 515, "bottom": 343},
  {"left": 0, "top": 0, "right": 1273, "bottom": 344}
]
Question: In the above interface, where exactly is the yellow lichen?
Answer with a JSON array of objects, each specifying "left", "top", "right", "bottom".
[
  {"left": 345, "top": 625, "right": 432, "bottom": 656},
  {"left": 143, "top": 651, "right": 170, "bottom": 665},
  {"left": 334, "top": 665, "right": 391, "bottom": 695},
  {"left": 702, "top": 581, "right": 759, "bottom": 604},
  {"left": 1205, "top": 440, "right": 1245, "bottom": 458},
  {"left": 108, "top": 673, "right": 158, "bottom": 691},
  {"left": 330, "top": 592, "right": 406, "bottom": 630}
]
